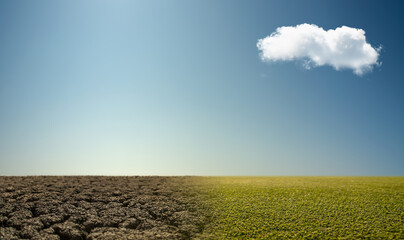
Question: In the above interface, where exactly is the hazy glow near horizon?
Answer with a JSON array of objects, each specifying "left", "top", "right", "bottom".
[{"left": 0, "top": 0, "right": 403, "bottom": 176}]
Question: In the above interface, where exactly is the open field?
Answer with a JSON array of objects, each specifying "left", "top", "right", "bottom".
[
  {"left": 0, "top": 176, "right": 205, "bottom": 240},
  {"left": 1, "top": 176, "right": 403, "bottom": 239},
  {"left": 198, "top": 177, "right": 404, "bottom": 239}
]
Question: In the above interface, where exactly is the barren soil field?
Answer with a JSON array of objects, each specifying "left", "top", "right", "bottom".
[{"left": 0, "top": 176, "right": 206, "bottom": 240}]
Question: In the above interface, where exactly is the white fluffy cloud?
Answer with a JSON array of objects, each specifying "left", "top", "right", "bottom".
[{"left": 257, "top": 24, "right": 380, "bottom": 75}]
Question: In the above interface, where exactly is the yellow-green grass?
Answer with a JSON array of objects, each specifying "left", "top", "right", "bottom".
[{"left": 197, "top": 177, "right": 404, "bottom": 239}]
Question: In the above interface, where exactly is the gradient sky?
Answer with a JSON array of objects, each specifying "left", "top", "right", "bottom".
[{"left": 1, "top": 0, "right": 403, "bottom": 176}]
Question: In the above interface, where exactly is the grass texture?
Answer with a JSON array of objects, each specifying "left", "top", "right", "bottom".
[{"left": 198, "top": 177, "right": 404, "bottom": 239}]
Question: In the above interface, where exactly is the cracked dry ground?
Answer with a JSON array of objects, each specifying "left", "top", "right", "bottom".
[{"left": 0, "top": 176, "right": 207, "bottom": 240}]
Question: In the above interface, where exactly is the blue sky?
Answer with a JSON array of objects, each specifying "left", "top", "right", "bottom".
[{"left": 0, "top": 0, "right": 403, "bottom": 175}]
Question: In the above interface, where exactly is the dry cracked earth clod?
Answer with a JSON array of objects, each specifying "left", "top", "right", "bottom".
[{"left": 0, "top": 176, "right": 207, "bottom": 240}]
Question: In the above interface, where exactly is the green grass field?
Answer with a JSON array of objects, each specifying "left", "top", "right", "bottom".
[{"left": 196, "top": 177, "right": 404, "bottom": 239}]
